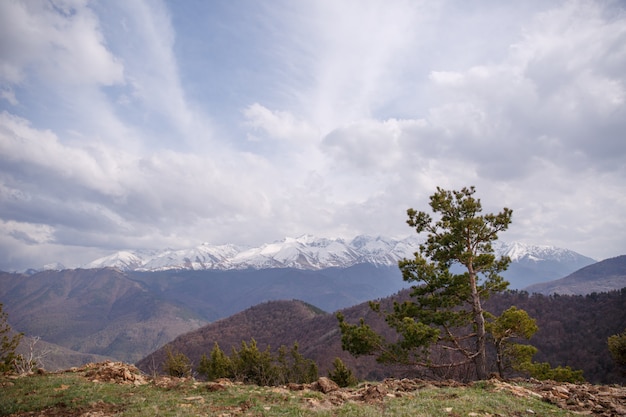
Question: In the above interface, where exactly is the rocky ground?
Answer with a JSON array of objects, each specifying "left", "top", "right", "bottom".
[{"left": 6, "top": 362, "right": 626, "bottom": 416}]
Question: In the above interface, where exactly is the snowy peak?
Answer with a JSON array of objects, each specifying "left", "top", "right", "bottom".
[
  {"left": 79, "top": 235, "right": 593, "bottom": 273},
  {"left": 84, "top": 251, "right": 144, "bottom": 271},
  {"left": 494, "top": 241, "right": 591, "bottom": 263}
]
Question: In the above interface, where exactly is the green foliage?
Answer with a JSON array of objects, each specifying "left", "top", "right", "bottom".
[
  {"left": 0, "top": 303, "right": 23, "bottom": 374},
  {"left": 519, "top": 361, "right": 585, "bottom": 383},
  {"left": 608, "top": 329, "right": 626, "bottom": 367},
  {"left": 197, "top": 342, "right": 233, "bottom": 380},
  {"left": 230, "top": 339, "right": 276, "bottom": 385},
  {"left": 200, "top": 339, "right": 318, "bottom": 386},
  {"left": 488, "top": 306, "right": 538, "bottom": 378},
  {"left": 281, "top": 342, "right": 318, "bottom": 384},
  {"left": 338, "top": 186, "right": 513, "bottom": 380},
  {"left": 162, "top": 347, "right": 192, "bottom": 377},
  {"left": 328, "top": 357, "right": 358, "bottom": 387}
]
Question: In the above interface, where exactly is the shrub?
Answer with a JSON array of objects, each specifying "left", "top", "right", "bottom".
[
  {"left": 162, "top": 347, "right": 192, "bottom": 377},
  {"left": 198, "top": 339, "right": 318, "bottom": 385},
  {"left": 328, "top": 357, "right": 358, "bottom": 387},
  {"left": 0, "top": 303, "right": 23, "bottom": 374},
  {"left": 519, "top": 361, "right": 585, "bottom": 383},
  {"left": 198, "top": 342, "right": 232, "bottom": 380}
]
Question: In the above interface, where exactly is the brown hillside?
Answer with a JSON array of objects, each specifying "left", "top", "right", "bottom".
[
  {"left": 138, "top": 290, "right": 626, "bottom": 384},
  {"left": 0, "top": 269, "right": 206, "bottom": 363},
  {"left": 136, "top": 297, "right": 411, "bottom": 380}
]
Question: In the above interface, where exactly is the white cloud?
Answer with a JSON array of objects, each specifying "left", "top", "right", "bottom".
[
  {"left": 0, "top": 0, "right": 124, "bottom": 86},
  {"left": 0, "top": 0, "right": 625, "bottom": 270},
  {"left": 243, "top": 103, "right": 319, "bottom": 144}
]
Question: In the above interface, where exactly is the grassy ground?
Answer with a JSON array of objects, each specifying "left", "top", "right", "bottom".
[{"left": 0, "top": 371, "right": 577, "bottom": 417}]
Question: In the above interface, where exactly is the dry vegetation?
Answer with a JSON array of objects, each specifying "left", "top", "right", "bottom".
[{"left": 2, "top": 362, "right": 625, "bottom": 417}]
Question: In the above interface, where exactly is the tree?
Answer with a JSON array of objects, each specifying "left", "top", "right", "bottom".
[
  {"left": 230, "top": 339, "right": 276, "bottom": 385},
  {"left": 328, "top": 357, "right": 358, "bottom": 387},
  {"left": 519, "top": 361, "right": 585, "bottom": 383},
  {"left": 198, "top": 342, "right": 232, "bottom": 380},
  {"left": 608, "top": 329, "right": 626, "bottom": 368},
  {"left": 338, "top": 186, "right": 513, "bottom": 380},
  {"left": 488, "top": 306, "right": 538, "bottom": 378},
  {"left": 0, "top": 303, "right": 23, "bottom": 374},
  {"left": 162, "top": 346, "right": 192, "bottom": 377}
]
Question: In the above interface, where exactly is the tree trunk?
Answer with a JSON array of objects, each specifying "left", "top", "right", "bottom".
[{"left": 469, "top": 269, "right": 488, "bottom": 380}]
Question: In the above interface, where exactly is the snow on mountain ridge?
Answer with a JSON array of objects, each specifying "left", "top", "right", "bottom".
[
  {"left": 79, "top": 236, "right": 591, "bottom": 272},
  {"left": 494, "top": 241, "right": 582, "bottom": 262}
]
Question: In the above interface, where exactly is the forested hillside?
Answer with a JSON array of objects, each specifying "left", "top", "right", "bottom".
[{"left": 138, "top": 289, "right": 626, "bottom": 384}]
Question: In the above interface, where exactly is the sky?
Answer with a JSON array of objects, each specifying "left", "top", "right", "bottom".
[{"left": 1, "top": 0, "right": 625, "bottom": 271}]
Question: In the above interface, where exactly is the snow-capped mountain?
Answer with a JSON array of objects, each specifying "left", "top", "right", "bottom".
[
  {"left": 80, "top": 235, "right": 594, "bottom": 277},
  {"left": 84, "top": 235, "right": 422, "bottom": 272}
]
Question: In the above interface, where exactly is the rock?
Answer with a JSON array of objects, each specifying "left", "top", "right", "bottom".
[{"left": 312, "top": 377, "right": 339, "bottom": 393}]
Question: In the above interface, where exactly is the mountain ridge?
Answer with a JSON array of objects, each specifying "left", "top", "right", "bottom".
[
  {"left": 69, "top": 235, "right": 595, "bottom": 274},
  {"left": 524, "top": 255, "right": 626, "bottom": 295}
]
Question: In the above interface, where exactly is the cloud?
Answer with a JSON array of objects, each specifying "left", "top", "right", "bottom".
[
  {"left": 0, "top": 0, "right": 625, "bottom": 270},
  {"left": 0, "top": 0, "right": 124, "bottom": 86}
]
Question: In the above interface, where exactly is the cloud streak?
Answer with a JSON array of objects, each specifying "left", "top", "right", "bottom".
[{"left": 0, "top": 0, "right": 625, "bottom": 270}]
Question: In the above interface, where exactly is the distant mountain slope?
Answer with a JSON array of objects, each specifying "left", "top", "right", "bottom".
[
  {"left": 0, "top": 269, "right": 206, "bottom": 363},
  {"left": 15, "top": 335, "right": 114, "bottom": 371},
  {"left": 138, "top": 290, "right": 626, "bottom": 384},
  {"left": 524, "top": 255, "right": 626, "bottom": 295},
  {"left": 129, "top": 264, "right": 407, "bottom": 320}
]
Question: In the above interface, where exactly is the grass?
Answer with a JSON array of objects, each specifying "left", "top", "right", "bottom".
[{"left": 1, "top": 372, "right": 575, "bottom": 417}]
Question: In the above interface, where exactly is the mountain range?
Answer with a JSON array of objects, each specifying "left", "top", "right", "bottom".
[
  {"left": 1, "top": 243, "right": 623, "bottom": 376},
  {"left": 80, "top": 235, "right": 591, "bottom": 271},
  {"left": 41, "top": 235, "right": 593, "bottom": 289}
]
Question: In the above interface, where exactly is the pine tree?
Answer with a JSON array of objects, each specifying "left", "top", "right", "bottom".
[
  {"left": 0, "top": 303, "right": 23, "bottom": 374},
  {"left": 162, "top": 346, "right": 192, "bottom": 377},
  {"left": 488, "top": 306, "right": 538, "bottom": 378},
  {"left": 338, "top": 186, "right": 513, "bottom": 380},
  {"left": 328, "top": 357, "right": 358, "bottom": 387},
  {"left": 198, "top": 342, "right": 232, "bottom": 380}
]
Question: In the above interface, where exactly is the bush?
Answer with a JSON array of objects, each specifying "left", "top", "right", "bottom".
[
  {"left": 519, "top": 361, "right": 585, "bottom": 383},
  {"left": 198, "top": 339, "right": 318, "bottom": 385},
  {"left": 0, "top": 303, "right": 23, "bottom": 374},
  {"left": 608, "top": 329, "right": 626, "bottom": 367},
  {"left": 198, "top": 342, "right": 232, "bottom": 380},
  {"left": 328, "top": 357, "right": 358, "bottom": 387},
  {"left": 162, "top": 347, "right": 192, "bottom": 377}
]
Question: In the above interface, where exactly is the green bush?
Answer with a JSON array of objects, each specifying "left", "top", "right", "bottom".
[
  {"left": 198, "top": 342, "right": 232, "bottom": 380},
  {"left": 328, "top": 357, "right": 358, "bottom": 387},
  {"left": 519, "top": 361, "right": 585, "bottom": 383},
  {"left": 162, "top": 347, "right": 192, "bottom": 377},
  {"left": 608, "top": 329, "right": 626, "bottom": 367},
  {"left": 198, "top": 339, "right": 318, "bottom": 385},
  {"left": 0, "top": 303, "right": 23, "bottom": 374}
]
